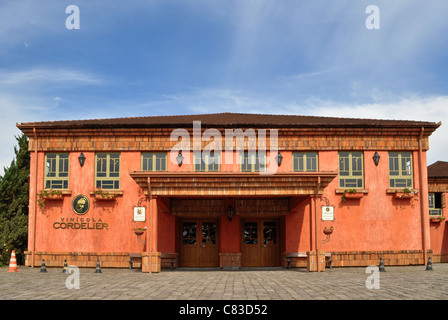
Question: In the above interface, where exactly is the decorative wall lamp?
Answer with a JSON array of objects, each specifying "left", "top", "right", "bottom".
[
  {"left": 176, "top": 151, "right": 184, "bottom": 166},
  {"left": 227, "top": 205, "right": 234, "bottom": 222},
  {"left": 275, "top": 152, "right": 283, "bottom": 166},
  {"left": 78, "top": 153, "right": 86, "bottom": 167},
  {"left": 373, "top": 152, "right": 380, "bottom": 166}
]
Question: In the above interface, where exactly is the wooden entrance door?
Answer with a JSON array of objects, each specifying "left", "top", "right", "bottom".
[
  {"left": 241, "top": 219, "right": 279, "bottom": 267},
  {"left": 180, "top": 219, "right": 219, "bottom": 267}
]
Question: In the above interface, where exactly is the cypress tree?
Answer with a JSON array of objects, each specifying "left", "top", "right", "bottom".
[{"left": 0, "top": 134, "right": 30, "bottom": 266}]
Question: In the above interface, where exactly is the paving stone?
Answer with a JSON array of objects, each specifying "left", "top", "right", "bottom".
[{"left": 1, "top": 265, "right": 448, "bottom": 300}]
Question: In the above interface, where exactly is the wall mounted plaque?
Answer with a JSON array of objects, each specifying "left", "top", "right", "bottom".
[
  {"left": 322, "top": 206, "right": 334, "bottom": 221},
  {"left": 134, "top": 207, "right": 146, "bottom": 221},
  {"left": 72, "top": 194, "right": 90, "bottom": 215}
]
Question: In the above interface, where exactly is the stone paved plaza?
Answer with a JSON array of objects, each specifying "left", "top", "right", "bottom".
[{"left": 1, "top": 263, "right": 448, "bottom": 301}]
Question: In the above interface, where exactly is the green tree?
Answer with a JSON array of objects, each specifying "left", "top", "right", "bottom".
[{"left": 0, "top": 134, "right": 30, "bottom": 266}]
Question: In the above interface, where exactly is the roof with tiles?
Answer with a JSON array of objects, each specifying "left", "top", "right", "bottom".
[
  {"left": 16, "top": 112, "right": 442, "bottom": 131},
  {"left": 428, "top": 161, "right": 448, "bottom": 179}
]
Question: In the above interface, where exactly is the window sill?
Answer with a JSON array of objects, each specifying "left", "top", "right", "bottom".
[
  {"left": 335, "top": 189, "right": 369, "bottom": 194},
  {"left": 41, "top": 190, "right": 72, "bottom": 200},
  {"left": 430, "top": 216, "right": 445, "bottom": 223},
  {"left": 336, "top": 189, "right": 368, "bottom": 201},
  {"left": 90, "top": 190, "right": 123, "bottom": 200},
  {"left": 386, "top": 189, "right": 418, "bottom": 199}
]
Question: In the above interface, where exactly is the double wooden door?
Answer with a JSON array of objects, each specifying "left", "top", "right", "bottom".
[
  {"left": 241, "top": 219, "right": 279, "bottom": 267},
  {"left": 180, "top": 219, "right": 219, "bottom": 267}
]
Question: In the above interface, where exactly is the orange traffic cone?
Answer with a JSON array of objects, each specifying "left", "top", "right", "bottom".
[{"left": 7, "top": 250, "right": 20, "bottom": 272}]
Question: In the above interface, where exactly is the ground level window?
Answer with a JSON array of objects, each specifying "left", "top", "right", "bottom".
[
  {"left": 182, "top": 222, "right": 197, "bottom": 244},
  {"left": 243, "top": 222, "right": 258, "bottom": 244}
]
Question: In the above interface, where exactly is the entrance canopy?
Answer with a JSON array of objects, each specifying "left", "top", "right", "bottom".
[{"left": 129, "top": 171, "right": 337, "bottom": 197}]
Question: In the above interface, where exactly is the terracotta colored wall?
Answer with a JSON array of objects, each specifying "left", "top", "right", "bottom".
[
  {"left": 220, "top": 215, "right": 241, "bottom": 253},
  {"left": 305, "top": 150, "right": 424, "bottom": 252},
  {"left": 428, "top": 183, "right": 448, "bottom": 255},
  {"left": 429, "top": 212, "right": 448, "bottom": 255},
  {"left": 31, "top": 151, "right": 149, "bottom": 254},
  {"left": 283, "top": 150, "right": 430, "bottom": 254},
  {"left": 29, "top": 147, "right": 432, "bottom": 257},
  {"left": 284, "top": 199, "right": 312, "bottom": 252},
  {"left": 30, "top": 150, "right": 280, "bottom": 255},
  {"left": 157, "top": 209, "right": 176, "bottom": 253}
]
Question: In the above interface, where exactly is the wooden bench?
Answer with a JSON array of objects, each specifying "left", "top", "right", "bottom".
[
  {"left": 285, "top": 252, "right": 332, "bottom": 269},
  {"left": 161, "top": 253, "right": 176, "bottom": 270},
  {"left": 129, "top": 253, "right": 142, "bottom": 269},
  {"left": 286, "top": 252, "right": 307, "bottom": 269}
]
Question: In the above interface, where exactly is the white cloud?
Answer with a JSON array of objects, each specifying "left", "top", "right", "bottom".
[
  {"left": 148, "top": 88, "right": 447, "bottom": 165},
  {"left": 1, "top": 0, "right": 446, "bottom": 174},
  {"left": 0, "top": 67, "right": 105, "bottom": 173},
  {"left": 4, "top": 80, "right": 446, "bottom": 176},
  {"left": 0, "top": 67, "right": 102, "bottom": 86},
  {"left": 307, "top": 96, "right": 447, "bottom": 165},
  {"left": 0, "top": 94, "right": 42, "bottom": 174}
]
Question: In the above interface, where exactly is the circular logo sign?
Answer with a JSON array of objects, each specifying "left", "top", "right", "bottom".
[{"left": 72, "top": 195, "right": 90, "bottom": 215}]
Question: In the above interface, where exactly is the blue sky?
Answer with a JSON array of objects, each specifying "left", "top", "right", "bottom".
[{"left": 1, "top": 0, "right": 447, "bottom": 171}]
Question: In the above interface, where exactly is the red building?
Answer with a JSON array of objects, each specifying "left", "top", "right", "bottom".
[
  {"left": 428, "top": 161, "right": 448, "bottom": 263},
  {"left": 16, "top": 113, "right": 442, "bottom": 272}
]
